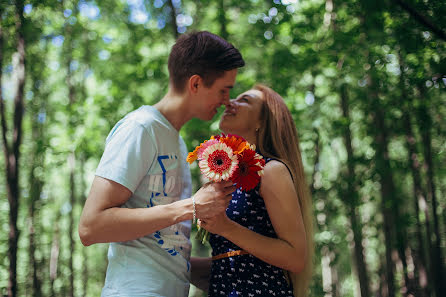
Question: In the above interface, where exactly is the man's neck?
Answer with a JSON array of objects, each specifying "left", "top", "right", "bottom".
[{"left": 154, "top": 91, "right": 192, "bottom": 131}]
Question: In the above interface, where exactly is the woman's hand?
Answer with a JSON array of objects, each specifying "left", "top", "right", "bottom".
[{"left": 199, "top": 212, "right": 232, "bottom": 236}]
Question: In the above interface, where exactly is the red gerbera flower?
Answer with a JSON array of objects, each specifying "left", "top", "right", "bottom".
[{"left": 231, "top": 148, "right": 265, "bottom": 191}]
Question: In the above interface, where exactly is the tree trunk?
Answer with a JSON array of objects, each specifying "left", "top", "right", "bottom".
[
  {"left": 372, "top": 93, "right": 411, "bottom": 296},
  {"left": 340, "top": 84, "right": 371, "bottom": 297},
  {"left": 378, "top": 264, "right": 387, "bottom": 297},
  {"left": 403, "top": 106, "right": 431, "bottom": 296},
  {"left": 218, "top": 0, "right": 228, "bottom": 40},
  {"left": 50, "top": 211, "right": 61, "bottom": 297},
  {"left": 26, "top": 34, "right": 51, "bottom": 297},
  {"left": 310, "top": 128, "right": 320, "bottom": 196},
  {"left": 63, "top": 4, "right": 76, "bottom": 294},
  {"left": 0, "top": 2, "right": 26, "bottom": 296},
  {"left": 321, "top": 246, "right": 334, "bottom": 297},
  {"left": 68, "top": 153, "right": 76, "bottom": 297},
  {"left": 370, "top": 90, "right": 396, "bottom": 297},
  {"left": 416, "top": 84, "right": 445, "bottom": 297},
  {"left": 27, "top": 101, "right": 45, "bottom": 297},
  {"left": 399, "top": 53, "right": 430, "bottom": 297},
  {"left": 330, "top": 261, "right": 339, "bottom": 297},
  {"left": 80, "top": 155, "right": 89, "bottom": 297},
  {"left": 28, "top": 212, "right": 41, "bottom": 297},
  {"left": 311, "top": 129, "right": 336, "bottom": 297}
]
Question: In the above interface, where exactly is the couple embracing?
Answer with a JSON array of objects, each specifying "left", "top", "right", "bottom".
[{"left": 79, "top": 31, "right": 313, "bottom": 297}]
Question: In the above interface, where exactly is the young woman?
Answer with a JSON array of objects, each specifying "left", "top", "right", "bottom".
[{"left": 191, "top": 85, "right": 314, "bottom": 297}]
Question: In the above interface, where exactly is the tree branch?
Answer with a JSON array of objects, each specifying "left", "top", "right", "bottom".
[
  {"left": 168, "top": 0, "right": 179, "bottom": 38},
  {"left": 394, "top": 0, "right": 446, "bottom": 41}
]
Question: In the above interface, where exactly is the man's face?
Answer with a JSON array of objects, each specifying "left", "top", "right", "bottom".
[{"left": 197, "top": 69, "right": 238, "bottom": 121}]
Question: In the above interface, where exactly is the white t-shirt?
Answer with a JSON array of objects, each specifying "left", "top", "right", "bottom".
[{"left": 96, "top": 105, "right": 192, "bottom": 297}]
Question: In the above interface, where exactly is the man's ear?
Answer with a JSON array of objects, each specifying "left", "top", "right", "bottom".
[{"left": 188, "top": 75, "right": 202, "bottom": 93}]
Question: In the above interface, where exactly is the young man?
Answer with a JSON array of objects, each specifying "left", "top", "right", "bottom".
[{"left": 78, "top": 31, "right": 245, "bottom": 296}]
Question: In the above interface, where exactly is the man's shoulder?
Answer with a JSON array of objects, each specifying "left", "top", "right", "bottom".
[
  {"left": 125, "top": 106, "right": 168, "bottom": 132},
  {"left": 126, "top": 105, "right": 155, "bottom": 124}
]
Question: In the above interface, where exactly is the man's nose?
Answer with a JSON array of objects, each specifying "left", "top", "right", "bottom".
[
  {"left": 225, "top": 99, "right": 236, "bottom": 107},
  {"left": 222, "top": 96, "right": 232, "bottom": 107},
  {"left": 221, "top": 94, "right": 231, "bottom": 107}
]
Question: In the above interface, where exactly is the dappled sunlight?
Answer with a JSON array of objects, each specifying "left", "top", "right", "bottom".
[{"left": 0, "top": 0, "right": 444, "bottom": 296}]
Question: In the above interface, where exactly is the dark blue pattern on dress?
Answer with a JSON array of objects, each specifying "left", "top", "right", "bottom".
[{"left": 208, "top": 158, "right": 294, "bottom": 297}]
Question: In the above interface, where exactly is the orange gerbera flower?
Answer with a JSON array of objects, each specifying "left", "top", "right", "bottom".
[
  {"left": 186, "top": 139, "right": 209, "bottom": 164},
  {"left": 187, "top": 152, "right": 198, "bottom": 164},
  {"left": 216, "top": 134, "right": 250, "bottom": 155},
  {"left": 187, "top": 147, "right": 200, "bottom": 164}
]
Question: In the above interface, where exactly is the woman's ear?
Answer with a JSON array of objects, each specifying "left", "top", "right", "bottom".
[{"left": 188, "top": 75, "right": 202, "bottom": 93}]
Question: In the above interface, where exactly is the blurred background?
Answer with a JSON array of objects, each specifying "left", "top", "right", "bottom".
[{"left": 0, "top": 0, "right": 445, "bottom": 296}]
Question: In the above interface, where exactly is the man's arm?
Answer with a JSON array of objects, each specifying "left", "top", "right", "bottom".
[{"left": 78, "top": 176, "right": 234, "bottom": 246}]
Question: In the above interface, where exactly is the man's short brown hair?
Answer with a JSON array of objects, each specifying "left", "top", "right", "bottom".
[{"left": 168, "top": 31, "right": 245, "bottom": 93}]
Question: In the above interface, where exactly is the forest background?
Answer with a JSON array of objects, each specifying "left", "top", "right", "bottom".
[{"left": 1, "top": 0, "right": 445, "bottom": 297}]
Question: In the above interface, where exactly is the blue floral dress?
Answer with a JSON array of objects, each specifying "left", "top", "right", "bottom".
[{"left": 208, "top": 159, "right": 294, "bottom": 297}]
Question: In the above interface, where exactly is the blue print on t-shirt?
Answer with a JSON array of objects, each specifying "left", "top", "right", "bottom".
[
  {"left": 157, "top": 155, "right": 169, "bottom": 196},
  {"left": 148, "top": 154, "right": 185, "bottom": 260},
  {"left": 157, "top": 154, "right": 178, "bottom": 196}
]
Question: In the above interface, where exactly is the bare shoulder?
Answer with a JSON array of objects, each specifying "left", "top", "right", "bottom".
[
  {"left": 260, "top": 160, "right": 294, "bottom": 197},
  {"left": 262, "top": 160, "right": 292, "bottom": 182}
]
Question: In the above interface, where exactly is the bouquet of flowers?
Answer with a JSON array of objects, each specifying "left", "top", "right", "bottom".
[{"left": 187, "top": 134, "right": 265, "bottom": 243}]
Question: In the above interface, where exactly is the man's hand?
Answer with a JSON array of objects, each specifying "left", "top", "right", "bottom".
[{"left": 193, "top": 181, "right": 235, "bottom": 219}]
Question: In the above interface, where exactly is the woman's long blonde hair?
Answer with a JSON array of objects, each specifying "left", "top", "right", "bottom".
[{"left": 254, "top": 84, "right": 314, "bottom": 297}]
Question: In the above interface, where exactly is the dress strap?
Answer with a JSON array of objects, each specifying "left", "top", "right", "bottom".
[{"left": 212, "top": 250, "right": 249, "bottom": 260}]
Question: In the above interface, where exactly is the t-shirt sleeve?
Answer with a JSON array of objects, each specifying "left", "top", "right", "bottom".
[{"left": 95, "top": 119, "right": 156, "bottom": 193}]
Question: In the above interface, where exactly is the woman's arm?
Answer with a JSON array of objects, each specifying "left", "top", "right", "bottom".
[
  {"left": 200, "top": 160, "right": 307, "bottom": 273},
  {"left": 190, "top": 257, "right": 212, "bottom": 292}
]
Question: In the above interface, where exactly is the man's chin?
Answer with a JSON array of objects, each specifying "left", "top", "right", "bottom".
[
  {"left": 197, "top": 114, "right": 214, "bottom": 121},
  {"left": 204, "top": 110, "right": 218, "bottom": 121}
]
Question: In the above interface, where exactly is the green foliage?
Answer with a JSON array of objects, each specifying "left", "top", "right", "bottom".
[{"left": 0, "top": 0, "right": 445, "bottom": 296}]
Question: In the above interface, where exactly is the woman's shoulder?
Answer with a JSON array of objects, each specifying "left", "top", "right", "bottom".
[
  {"left": 259, "top": 159, "right": 296, "bottom": 202},
  {"left": 262, "top": 160, "right": 293, "bottom": 183},
  {"left": 264, "top": 159, "right": 292, "bottom": 176}
]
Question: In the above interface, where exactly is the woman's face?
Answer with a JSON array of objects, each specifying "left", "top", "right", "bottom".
[{"left": 219, "top": 89, "right": 264, "bottom": 143}]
